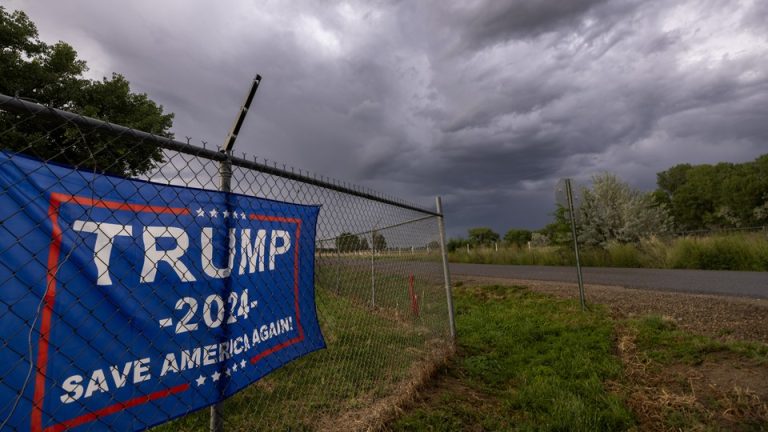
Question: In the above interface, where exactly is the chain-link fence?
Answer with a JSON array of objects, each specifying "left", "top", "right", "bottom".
[{"left": 0, "top": 93, "right": 455, "bottom": 431}]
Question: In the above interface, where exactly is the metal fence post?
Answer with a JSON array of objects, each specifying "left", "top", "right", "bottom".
[
  {"left": 436, "top": 196, "right": 456, "bottom": 339},
  {"left": 565, "top": 179, "right": 586, "bottom": 311},
  {"left": 336, "top": 241, "right": 341, "bottom": 294},
  {"left": 371, "top": 229, "right": 376, "bottom": 307},
  {"left": 209, "top": 154, "right": 232, "bottom": 432},
  {"left": 210, "top": 74, "right": 261, "bottom": 432}
]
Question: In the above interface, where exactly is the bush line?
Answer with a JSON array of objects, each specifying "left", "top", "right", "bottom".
[{"left": 449, "top": 233, "right": 768, "bottom": 271}]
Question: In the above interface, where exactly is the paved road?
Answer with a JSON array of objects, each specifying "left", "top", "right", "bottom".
[{"left": 449, "top": 263, "right": 768, "bottom": 299}]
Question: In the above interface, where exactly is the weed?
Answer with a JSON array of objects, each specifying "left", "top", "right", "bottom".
[
  {"left": 391, "top": 285, "right": 634, "bottom": 431},
  {"left": 630, "top": 315, "right": 768, "bottom": 366}
]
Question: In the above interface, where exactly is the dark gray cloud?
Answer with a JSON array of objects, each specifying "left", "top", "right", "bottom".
[
  {"left": 446, "top": 0, "right": 610, "bottom": 47},
  {"left": 8, "top": 0, "right": 768, "bottom": 237}
]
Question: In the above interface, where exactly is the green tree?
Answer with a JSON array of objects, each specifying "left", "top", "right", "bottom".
[
  {"left": 358, "top": 236, "right": 369, "bottom": 251},
  {"left": 336, "top": 232, "right": 359, "bottom": 252},
  {"left": 656, "top": 163, "right": 692, "bottom": 197},
  {"left": 468, "top": 227, "right": 499, "bottom": 246},
  {"left": 446, "top": 238, "right": 466, "bottom": 253},
  {"left": 540, "top": 206, "right": 571, "bottom": 246},
  {"left": 503, "top": 229, "right": 532, "bottom": 247},
  {"left": 656, "top": 155, "right": 768, "bottom": 230},
  {"left": 0, "top": 6, "right": 173, "bottom": 176},
  {"left": 372, "top": 231, "right": 387, "bottom": 252},
  {"left": 579, "top": 173, "right": 671, "bottom": 246}
]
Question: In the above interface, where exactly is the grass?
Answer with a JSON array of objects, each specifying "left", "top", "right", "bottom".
[
  {"left": 149, "top": 271, "right": 766, "bottom": 431},
  {"left": 390, "top": 285, "right": 768, "bottom": 431},
  {"left": 448, "top": 232, "right": 768, "bottom": 271},
  {"left": 629, "top": 315, "right": 768, "bottom": 366},
  {"left": 667, "top": 235, "right": 768, "bottom": 271},
  {"left": 621, "top": 315, "right": 768, "bottom": 430},
  {"left": 391, "top": 285, "right": 634, "bottom": 431}
]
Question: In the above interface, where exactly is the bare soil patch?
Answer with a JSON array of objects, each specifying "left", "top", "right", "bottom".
[{"left": 612, "top": 325, "right": 767, "bottom": 431}]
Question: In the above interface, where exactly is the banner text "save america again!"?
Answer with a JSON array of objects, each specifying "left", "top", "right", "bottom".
[{"left": 0, "top": 152, "right": 325, "bottom": 431}]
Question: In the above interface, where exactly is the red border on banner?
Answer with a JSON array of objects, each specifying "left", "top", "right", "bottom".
[
  {"left": 31, "top": 193, "right": 304, "bottom": 432},
  {"left": 248, "top": 213, "right": 305, "bottom": 362}
]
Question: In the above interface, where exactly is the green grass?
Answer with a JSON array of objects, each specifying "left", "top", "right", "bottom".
[
  {"left": 629, "top": 315, "right": 768, "bottom": 366},
  {"left": 149, "top": 278, "right": 767, "bottom": 431},
  {"left": 667, "top": 235, "right": 768, "bottom": 271},
  {"left": 391, "top": 285, "right": 634, "bottom": 431},
  {"left": 448, "top": 232, "right": 768, "bottom": 271},
  {"left": 391, "top": 285, "right": 768, "bottom": 432}
]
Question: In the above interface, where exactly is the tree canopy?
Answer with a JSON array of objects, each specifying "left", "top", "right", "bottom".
[
  {"left": 372, "top": 231, "right": 387, "bottom": 252},
  {"left": 0, "top": 6, "right": 174, "bottom": 176},
  {"left": 503, "top": 229, "right": 532, "bottom": 247},
  {"left": 336, "top": 232, "right": 360, "bottom": 252},
  {"left": 446, "top": 237, "right": 467, "bottom": 253},
  {"left": 655, "top": 155, "right": 768, "bottom": 231},
  {"left": 467, "top": 227, "right": 499, "bottom": 246},
  {"left": 335, "top": 232, "right": 373, "bottom": 252},
  {"left": 539, "top": 206, "right": 572, "bottom": 246},
  {"left": 447, "top": 154, "right": 768, "bottom": 252}
]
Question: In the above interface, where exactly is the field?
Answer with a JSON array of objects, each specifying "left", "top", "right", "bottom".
[
  {"left": 449, "top": 232, "right": 768, "bottom": 271},
  {"left": 148, "top": 258, "right": 768, "bottom": 431},
  {"left": 389, "top": 281, "right": 768, "bottom": 431}
]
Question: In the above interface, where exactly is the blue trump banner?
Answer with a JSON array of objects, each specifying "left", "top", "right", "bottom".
[{"left": 0, "top": 152, "right": 325, "bottom": 431}]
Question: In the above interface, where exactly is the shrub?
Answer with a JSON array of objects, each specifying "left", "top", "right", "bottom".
[
  {"left": 668, "top": 235, "right": 765, "bottom": 271},
  {"left": 447, "top": 232, "right": 768, "bottom": 271}
]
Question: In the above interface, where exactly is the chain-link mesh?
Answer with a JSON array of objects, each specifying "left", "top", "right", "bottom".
[{"left": 0, "top": 94, "right": 454, "bottom": 431}]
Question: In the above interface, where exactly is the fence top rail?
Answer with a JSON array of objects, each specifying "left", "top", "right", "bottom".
[{"left": 0, "top": 93, "right": 440, "bottom": 217}]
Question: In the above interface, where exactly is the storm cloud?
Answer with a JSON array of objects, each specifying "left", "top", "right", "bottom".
[{"left": 8, "top": 0, "right": 768, "bottom": 236}]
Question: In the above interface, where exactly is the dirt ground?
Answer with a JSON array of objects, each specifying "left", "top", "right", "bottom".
[
  {"left": 454, "top": 275, "right": 768, "bottom": 343},
  {"left": 612, "top": 327, "right": 768, "bottom": 431},
  {"left": 454, "top": 276, "right": 768, "bottom": 430}
]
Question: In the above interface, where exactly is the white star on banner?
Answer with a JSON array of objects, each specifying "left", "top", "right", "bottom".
[
  {"left": 223, "top": 210, "right": 230, "bottom": 218},
  {"left": 196, "top": 208, "right": 205, "bottom": 217},
  {"left": 232, "top": 364, "right": 238, "bottom": 372},
  {"left": 209, "top": 208, "right": 219, "bottom": 218},
  {"left": 225, "top": 368, "right": 232, "bottom": 377},
  {"left": 240, "top": 212, "right": 247, "bottom": 220},
  {"left": 240, "top": 359, "right": 247, "bottom": 369},
  {"left": 211, "top": 371, "right": 221, "bottom": 382},
  {"left": 195, "top": 375, "right": 206, "bottom": 386},
  {"left": 232, "top": 210, "right": 240, "bottom": 219}
]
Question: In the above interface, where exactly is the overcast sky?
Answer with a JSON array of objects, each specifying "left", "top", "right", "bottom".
[{"left": 9, "top": 0, "right": 768, "bottom": 237}]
